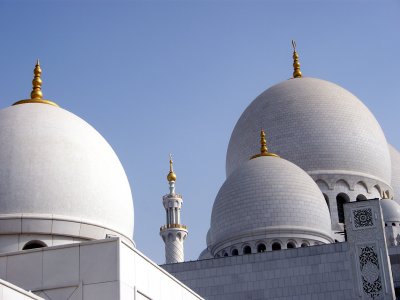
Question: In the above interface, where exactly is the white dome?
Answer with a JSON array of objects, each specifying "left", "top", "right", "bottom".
[
  {"left": 0, "top": 103, "right": 134, "bottom": 243},
  {"left": 208, "top": 156, "right": 333, "bottom": 251},
  {"left": 389, "top": 144, "right": 400, "bottom": 204},
  {"left": 226, "top": 78, "right": 391, "bottom": 187},
  {"left": 381, "top": 199, "right": 400, "bottom": 222}
]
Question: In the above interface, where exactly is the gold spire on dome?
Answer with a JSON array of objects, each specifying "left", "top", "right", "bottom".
[
  {"left": 250, "top": 129, "right": 279, "bottom": 160},
  {"left": 292, "top": 40, "right": 302, "bottom": 78},
  {"left": 12, "top": 60, "right": 59, "bottom": 107},
  {"left": 31, "top": 59, "right": 43, "bottom": 99},
  {"left": 167, "top": 154, "right": 177, "bottom": 182}
]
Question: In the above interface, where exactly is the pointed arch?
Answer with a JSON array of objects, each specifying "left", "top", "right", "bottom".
[
  {"left": 373, "top": 185, "right": 382, "bottom": 197},
  {"left": 316, "top": 179, "right": 330, "bottom": 190},
  {"left": 355, "top": 181, "right": 368, "bottom": 193},
  {"left": 335, "top": 179, "right": 351, "bottom": 190}
]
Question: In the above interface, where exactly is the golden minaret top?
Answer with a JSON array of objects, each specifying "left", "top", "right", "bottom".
[
  {"left": 292, "top": 40, "right": 302, "bottom": 78},
  {"left": 167, "top": 154, "right": 177, "bottom": 182},
  {"left": 250, "top": 129, "right": 279, "bottom": 160},
  {"left": 13, "top": 60, "right": 59, "bottom": 107}
]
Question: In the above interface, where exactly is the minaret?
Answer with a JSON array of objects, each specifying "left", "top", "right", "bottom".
[{"left": 160, "top": 155, "right": 188, "bottom": 264}]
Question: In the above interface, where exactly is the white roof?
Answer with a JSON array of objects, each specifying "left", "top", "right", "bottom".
[
  {"left": 208, "top": 156, "right": 332, "bottom": 248},
  {"left": 0, "top": 104, "right": 134, "bottom": 241},
  {"left": 226, "top": 77, "right": 391, "bottom": 186}
]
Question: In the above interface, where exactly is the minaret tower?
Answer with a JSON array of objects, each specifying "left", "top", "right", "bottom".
[{"left": 160, "top": 155, "right": 188, "bottom": 264}]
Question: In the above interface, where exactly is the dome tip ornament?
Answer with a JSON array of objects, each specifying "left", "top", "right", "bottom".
[
  {"left": 30, "top": 59, "right": 43, "bottom": 100},
  {"left": 12, "top": 60, "right": 59, "bottom": 107},
  {"left": 292, "top": 40, "right": 302, "bottom": 78},
  {"left": 250, "top": 129, "right": 279, "bottom": 160},
  {"left": 167, "top": 153, "right": 177, "bottom": 182}
]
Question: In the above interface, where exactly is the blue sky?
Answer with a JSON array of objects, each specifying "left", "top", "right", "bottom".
[{"left": 0, "top": 0, "right": 399, "bottom": 263}]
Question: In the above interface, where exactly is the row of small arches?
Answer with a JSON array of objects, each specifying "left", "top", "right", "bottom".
[
  {"left": 316, "top": 179, "right": 389, "bottom": 198},
  {"left": 216, "top": 241, "right": 313, "bottom": 257}
]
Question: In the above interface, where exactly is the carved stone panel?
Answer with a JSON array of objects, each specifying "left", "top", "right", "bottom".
[
  {"left": 359, "top": 245, "right": 383, "bottom": 299},
  {"left": 353, "top": 208, "right": 374, "bottom": 230}
]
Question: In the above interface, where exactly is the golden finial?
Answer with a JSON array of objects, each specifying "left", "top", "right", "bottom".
[
  {"left": 250, "top": 129, "right": 279, "bottom": 160},
  {"left": 292, "top": 40, "right": 302, "bottom": 78},
  {"left": 167, "top": 153, "right": 177, "bottom": 182},
  {"left": 12, "top": 60, "right": 59, "bottom": 107},
  {"left": 260, "top": 129, "right": 268, "bottom": 155},
  {"left": 31, "top": 59, "right": 43, "bottom": 99}
]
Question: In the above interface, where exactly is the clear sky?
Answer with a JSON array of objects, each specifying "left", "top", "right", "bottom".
[{"left": 0, "top": 0, "right": 399, "bottom": 264}]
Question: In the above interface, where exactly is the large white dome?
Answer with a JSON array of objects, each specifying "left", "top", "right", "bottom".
[
  {"left": 0, "top": 103, "right": 134, "bottom": 246},
  {"left": 389, "top": 144, "right": 400, "bottom": 204},
  {"left": 208, "top": 156, "right": 333, "bottom": 254},
  {"left": 226, "top": 78, "right": 391, "bottom": 188}
]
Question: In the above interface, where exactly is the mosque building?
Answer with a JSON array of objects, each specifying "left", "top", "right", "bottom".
[{"left": 0, "top": 41, "right": 399, "bottom": 300}]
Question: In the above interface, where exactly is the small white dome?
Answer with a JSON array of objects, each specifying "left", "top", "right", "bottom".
[
  {"left": 389, "top": 144, "right": 400, "bottom": 204},
  {"left": 226, "top": 78, "right": 391, "bottom": 187},
  {"left": 381, "top": 199, "right": 400, "bottom": 222},
  {"left": 208, "top": 156, "right": 332, "bottom": 251},
  {"left": 0, "top": 104, "right": 134, "bottom": 243}
]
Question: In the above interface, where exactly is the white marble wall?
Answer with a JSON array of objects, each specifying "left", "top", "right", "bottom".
[
  {"left": 163, "top": 242, "right": 357, "bottom": 300},
  {"left": 120, "top": 241, "right": 202, "bottom": 300},
  {"left": 0, "top": 278, "right": 43, "bottom": 299},
  {"left": 0, "top": 238, "right": 202, "bottom": 300}
]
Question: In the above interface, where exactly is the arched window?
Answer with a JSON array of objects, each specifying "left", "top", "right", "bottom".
[
  {"left": 323, "top": 194, "right": 330, "bottom": 211},
  {"left": 231, "top": 249, "right": 239, "bottom": 256},
  {"left": 167, "top": 233, "right": 174, "bottom": 242},
  {"left": 301, "top": 243, "right": 308, "bottom": 247},
  {"left": 356, "top": 194, "right": 367, "bottom": 201},
  {"left": 257, "top": 243, "right": 266, "bottom": 253},
  {"left": 392, "top": 223, "right": 396, "bottom": 227},
  {"left": 223, "top": 253, "right": 228, "bottom": 257},
  {"left": 336, "top": 193, "right": 350, "bottom": 223},
  {"left": 272, "top": 242, "right": 281, "bottom": 251},
  {"left": 287, "top": 242, "right": 295, "bottom": 249},
  {"left": 22, "top": 240, "right": 47, "bottom": 250},
  {"left": 243, "top": 245, "right": 251, "bottom": 254}
]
